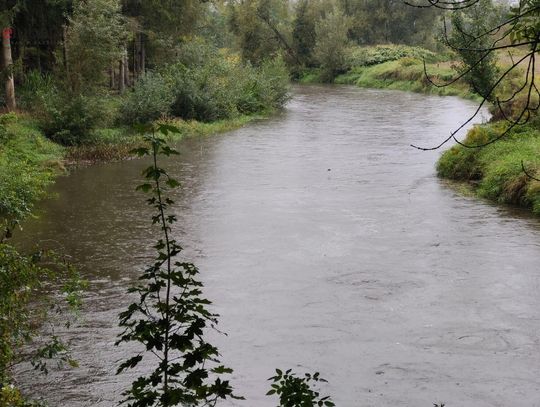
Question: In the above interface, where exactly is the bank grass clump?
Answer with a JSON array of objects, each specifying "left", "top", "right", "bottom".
[
  {"left": 335, "top": 58, "right": 474, "bottom": 99},
  {"left": 437, "top": 121, "right": 540, "bottom": 214}
]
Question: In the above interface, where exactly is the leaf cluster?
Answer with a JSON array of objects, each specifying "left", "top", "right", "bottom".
[{"left": 267, "top": 369, "right": 335, "bottom": 407}]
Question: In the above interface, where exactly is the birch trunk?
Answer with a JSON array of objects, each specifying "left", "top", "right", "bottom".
[{"left": 2, "top": 27, "right": 16, "bottom": 111}]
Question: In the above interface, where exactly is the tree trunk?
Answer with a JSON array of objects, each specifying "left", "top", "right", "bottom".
[
  {"left": 133, "top": 38, "right": 139, "bottom": 81},
  {"left": 140, "top": 34, "right": 145, "bottom": 76},
  {"left": 62, "top": 25, "right": 68, "bottom": 72},
  {"left": 124, "top": 52, "right": 129, "bottom": 87},
  {"left": 2, "top": 27, "right": 16, "bottom": 111},
  {"left": 119, "top": 57, "right": 125, "bottom": 94},
  {"left": 110, "top": 64, "right": 116, "bottom": 89}
]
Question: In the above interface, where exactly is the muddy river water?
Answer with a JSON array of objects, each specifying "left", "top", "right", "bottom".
[{"left": 17, "top": 85, "right": 540, "bottom": 406}]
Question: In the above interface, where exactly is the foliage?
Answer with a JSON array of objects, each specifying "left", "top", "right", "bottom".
[
  {"left": 166, "top": 61, "right": 239, "bottom": 122},
  {"left": 117, "top": 125, "right": 241, "bottom": 406},
  {"left": 267, "top": 369, "right": 335, "bottom": 407},
  {"left": 448, "top": 0, "right": 501, "bottom": 101},
  {"left": 236, "top": 57, "right": 291, "bottom": 114},
  {"left": 313, "top": 6, "right": 352, "bottom": 82},
  {"left": 120, "top": 41, "right": 289, "bottom": 124},
  {"left": 64, "top": 0, "right": 127, "bottom": 93},
  {"left": 334, "top": 56, "right": 473, "bottom": 99},
  {"left": 17, "top": 71, "right": 56, "bottom": 111},
  {"left": 38, "top": 92, "right": 105, "bottom": 146},
  {"left": 228, "top": 0, "right": 290, "bottom": 64},
  {"left": 0, "top": 114, "right": 63, "bottom": 238},
  {"left": 292, "top": 0, "right": 317, "bottom": 69},
  {"left": 339, "top": 0, "right": 439, "bottom": 47},
  {"left": 0, "top": 243, "right": 84, "bottom": 405},
  {"left": 348, "top": 45, "right": 438, "bottom": 67},
  {"left": 120, "top": 72, "right": 175, "bottom": 124}
]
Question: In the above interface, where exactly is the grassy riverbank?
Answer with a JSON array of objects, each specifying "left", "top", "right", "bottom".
[
  {"left": 437, "top": 121, "right": 540, "bottom": 214},
  {"left": 299, "top": 45, "right": 477, "bottom": 100},
  {"left": 64, "top": 112, "right": 268, "bottom": 164}
]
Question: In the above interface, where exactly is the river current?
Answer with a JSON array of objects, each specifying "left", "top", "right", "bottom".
[{"left": 17, "top": 85, "right": 540, "bottom": 407}]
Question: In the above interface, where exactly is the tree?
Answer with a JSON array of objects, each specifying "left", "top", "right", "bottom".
[
  {"left": 0, "top": 1, "right": 18, "bottom": 111},
  {"left": 64, "top": 0, "right": 127, "bottom": 94},
  {"left": 338, "top": 0, "right": 438, "bottom": 46},
  {"left": 448, "top": 0, "right": 502, "bottom": 100},
  {"left": 2, "top": 26, "right": 15, "bottom": 111},
  {"left": 227, "top": 0, "right": 289, "bottom": 64},
  {"left": 408, "top": 0, "right": 540, "bottom": 154},
  {"left": 314, "top": 4, "right": 351, "bottom": 82},
  {"left": 292, "top": 0, "right": 318, "bottom": 68}
]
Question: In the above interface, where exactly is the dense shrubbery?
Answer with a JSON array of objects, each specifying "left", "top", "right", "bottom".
[
  {"left": 18, "top": 72, "right": 106, "bottom": 146},
  {"left": 120, "top": 42, "right": 290, "bottom": 124},
  {"left": 119, "top": 71, "right": 175, "bottom": 124},
  {"left": 348, "top": 45, "right": 438, "bottom": 67},
  {"left": 39, "top": 94, "right": 106, "bottom": 146}
]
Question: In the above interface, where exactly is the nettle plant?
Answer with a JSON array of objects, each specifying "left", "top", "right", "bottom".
[
  {"left": 117, "top": 123, "right": 335, "bottom": 407},
  {"left": 267, "top": 370, "right": 335, "bottom": 407},
  {"left": 116, "top": 124, "right": 241, "bottom": 407}
]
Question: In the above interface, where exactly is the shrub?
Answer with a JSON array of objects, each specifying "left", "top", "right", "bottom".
[
  {"left": 120, "top": 71, "right": 174, "bottom": 124},
  {"left": 38, "top": 93, "right": 104, "bottom": 146},
  {"left": 17, "top": 70, "right": 55, "bottom": 111},
  {"left": 167, "top": 61, "right": 239, "bottom": 122},
  {"left": 237, "top": 57, "right": 290, "bottom": 114},
  {"left": 348, "top": 45, "right": 437, "bottom": 67}
]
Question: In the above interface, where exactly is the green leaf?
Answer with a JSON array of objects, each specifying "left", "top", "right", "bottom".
[
  {"left": 166, "top": 178, "right": 181, "bottom": 188},
  {"left": 136, "top": 183, "right": 153, "bottom": 193}
]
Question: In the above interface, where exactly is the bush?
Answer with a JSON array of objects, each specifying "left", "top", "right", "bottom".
[
  {"left": 167, "top": 61, "right": 239, "bottom": 122},
  {"left": 38, "top": 93, "right": 104, "bottom": 146},
  {"left": 17, "top": 70, "right": 55, "bottom": 111},
  {"left": 164, "top": 41, "right": 289, "bottom": 122},
  {"left": 348, "top": 45, "right": 437, "bottom": 67},
  {"left": 122, "top": 40, "right": 290, "bottom": 124},
  {"left": 120, "top": 71, "right": 174, "bottom": 124},
  {"left": 237, "top": 57, "right": 290, "bottom": 114}
]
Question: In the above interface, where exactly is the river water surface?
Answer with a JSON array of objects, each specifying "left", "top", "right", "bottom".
[{"left": 17, "top": 85, "right": 540, "bottom": 407}]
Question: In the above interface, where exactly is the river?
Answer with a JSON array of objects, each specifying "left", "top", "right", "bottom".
[{"left": 16, "top": 85, "right": 540, "bottom": 407}]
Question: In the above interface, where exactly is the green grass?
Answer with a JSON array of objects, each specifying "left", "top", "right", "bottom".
[
  {"left": 334, "top": 59, "right": 477, "bottom": 100},
  {"left": 437, "top": 121, "right": 540, "bottom": 214},
  {"left": 0, "top": 113, "right": 65, "bottom": 226}
]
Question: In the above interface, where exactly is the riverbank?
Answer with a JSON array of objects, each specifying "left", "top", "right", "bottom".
[
  {"left": 299, "top": 45, "right": 477, "bottom": 100},
  {"left": 0, "top": 110, "right": 272, "bottom": 230},
  {"left": 64, "top": 112, "right": 269, "bottom": 164},
  {"left": 437, "top": 120, "right": 540, "bottom": 215}
]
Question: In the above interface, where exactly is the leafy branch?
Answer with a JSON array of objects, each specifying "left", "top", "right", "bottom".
[{"left": 116, "top": 123, "right": 241, "bottom": 407}]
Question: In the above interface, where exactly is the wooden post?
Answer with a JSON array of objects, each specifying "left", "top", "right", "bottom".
[{"left": 2, "top": 27, "right": 16, "bottom": 111}]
